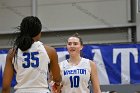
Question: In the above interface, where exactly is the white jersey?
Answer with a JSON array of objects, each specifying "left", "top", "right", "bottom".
[
  {"left": 59, "top": 58, "right": 91, "bottom": 93},
  {"left": 12, "top": 41, "right": 50, "bottom": 93}
]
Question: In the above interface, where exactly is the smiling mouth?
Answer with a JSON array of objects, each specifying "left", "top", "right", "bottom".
[{"left": 70, "top": 49, "right": 75, "bottom": 52}]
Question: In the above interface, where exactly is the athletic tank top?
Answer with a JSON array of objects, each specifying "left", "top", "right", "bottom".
[
  {"left": 12, "top": 41, "right": 50, "bottom": 93},
  {"left": 59, "top": 58, "right": 91, "bottom": 93}
]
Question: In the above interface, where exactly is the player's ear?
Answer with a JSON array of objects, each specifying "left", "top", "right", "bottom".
[{"left": 80, "top": 46, "right": 83, "bottom": 50}]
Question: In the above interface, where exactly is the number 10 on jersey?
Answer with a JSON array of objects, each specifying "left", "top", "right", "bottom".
[{"left": 69, "top": 76, "right": 80, "bottom": 88}]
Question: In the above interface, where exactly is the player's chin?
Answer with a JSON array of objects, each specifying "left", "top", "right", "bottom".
[{"left": 69, "top": 52, "right": 76, "bottom": 56}]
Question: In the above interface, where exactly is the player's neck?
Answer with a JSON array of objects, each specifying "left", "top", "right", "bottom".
[{"left": 69, "top": 56, "right": 82, "bottom": 65}]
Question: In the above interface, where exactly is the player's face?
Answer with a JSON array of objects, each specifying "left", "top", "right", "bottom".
[{"left": 67, "top": 37, "right": 83, "bottom": 56}]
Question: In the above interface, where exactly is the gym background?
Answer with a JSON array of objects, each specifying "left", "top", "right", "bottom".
[{"left": 0, "top": 0, "right": 140, "bottom": 93}]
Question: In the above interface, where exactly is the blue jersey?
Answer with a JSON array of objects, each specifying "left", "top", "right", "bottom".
[
  {"left": 12, "top": 41, "right": 50, "bottom": 93},
  {"left": 59, "top": 58, "right": 91, "bottom": 93}
]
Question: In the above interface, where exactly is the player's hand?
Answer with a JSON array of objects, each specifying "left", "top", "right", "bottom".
[{"left": 50, "top": 81, "right": 62, "bottom": 93}]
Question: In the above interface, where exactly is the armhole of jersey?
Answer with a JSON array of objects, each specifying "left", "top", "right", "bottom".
[
  {"left": 59, "top": 60, "right": 67, "bottom": 71},
  {"left": 43, "top": 44, "right": 50, "bottom": 64},
  {"left": 48, "top": 63, "right": 50, "bottom": 72},
  {"left": 59, "top": 60, "right": 64, "bottom": 70},
  {"left": 12, "top": 52, "right": 18, "bottom": 72},
  {"left": 12, "top": 50, "right": 16, "bottom": 64},
  {"left": 12, "top": 57, "right": 14, "bottom": 64},
  {"left": 89, "top": 60, "right": 92, "bottom": 79}
]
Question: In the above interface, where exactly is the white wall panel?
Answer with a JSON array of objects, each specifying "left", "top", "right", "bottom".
[
  {"left": 0, "top": 0, "right": 32, "bottom": 34},
  {"left": 38, "top": 0, "right": 134, "bottom": 31}
]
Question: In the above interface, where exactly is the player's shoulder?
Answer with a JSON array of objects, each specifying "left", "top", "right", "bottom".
[
  {"left": 44, "top": 44, "right": 56, "bottom": 52},
  {"left": 5, "top": 48, "right": 16, "bottom": 63},
  {"left": 59, "top": 59, "right": 68, "bottom": 68},
  {"left": 89, "top": 60, "right": 96, "bottom": 69},
  {"left": 81, "top": 57, "right": 96, "bottom": 69},
  {"left": 81, "top": 57, "right": 90, "bottom": 61},
  {"left": 43, "top": 44, "right": 57, "bottom": 57},
  {"left": 82, "top": 57, "right": 95, "bottom": 63},
  {"left": 59, "top": 60, "right": 67, "bottom": 65},
  {"left": 43, "top": 44, "right": 57, "bottom": 61},
  {"left": 7, "top": 48, "right": 16, "bottom": 58}
]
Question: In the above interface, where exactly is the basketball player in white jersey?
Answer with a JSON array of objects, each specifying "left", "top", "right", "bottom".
[
  {"left": 2, "top": 16, "right": 61, "bottom": 93},
  {"left": 58, "top": 33, "right": 101, "bottom": 93}
]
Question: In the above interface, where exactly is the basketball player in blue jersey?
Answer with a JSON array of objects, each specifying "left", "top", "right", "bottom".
[
  {"left": 2, "top": 16, "right": 61, "bottom": 93},
  {"left": 58, "top": 33, "right": 101, "bottom": 93}
]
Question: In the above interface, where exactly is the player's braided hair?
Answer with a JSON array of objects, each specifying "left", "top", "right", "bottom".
[{"left": 14, "top": 16, "right": 42, "bottom": 51}]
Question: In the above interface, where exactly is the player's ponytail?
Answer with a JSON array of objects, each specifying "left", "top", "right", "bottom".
[{"left": 15, "top": 35, "right": 33, "bottom": 51}]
